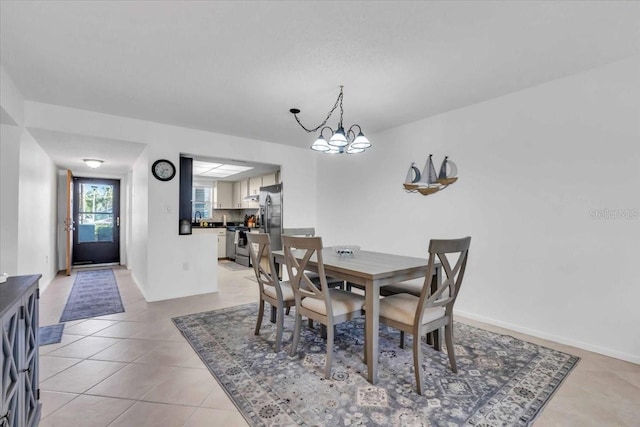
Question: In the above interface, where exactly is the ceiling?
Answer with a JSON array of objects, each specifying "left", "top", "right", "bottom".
[{"left": 2, "top": 1, "right": 639, "bottom": 170}]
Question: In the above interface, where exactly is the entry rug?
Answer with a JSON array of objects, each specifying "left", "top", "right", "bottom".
[
  {"left": 173, "top": 303, "right": 579, "bottom": 427},
  {"left": 39, "top": 324, "right": 64, "bottom": 346},
  {"left": 59, "top": 269, "right": 124, "bottom": 322}
]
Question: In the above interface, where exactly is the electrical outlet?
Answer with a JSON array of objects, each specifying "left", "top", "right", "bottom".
[
  {"left": 182, "top": 262, "right": 189, "bottom": 271},
  {"left": 45, "top": 255, "right": 49, "bottom": 263}
]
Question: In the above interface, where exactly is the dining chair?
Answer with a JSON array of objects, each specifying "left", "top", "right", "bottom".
[
  {"left": 283, "top": 235, "right": 366, "bottom": 379},
  {"left": 282, "top": 228, "right": 345, "bottom": 290},
  {"left": 376, "top": 236, "right": 471, "bottom": 394},
  {"left": 247, "top": 232, "right": 295, "bottom": 352},
  {"left": 379, "top": 277, "right": 423, "bottom": 297}
]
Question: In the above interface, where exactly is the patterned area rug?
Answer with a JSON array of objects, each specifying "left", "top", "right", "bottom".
[
  {"left": 39, "top": 324, "right": 64, "bottom": 346},
  {"left": 173, "top": 303, "right": 579, "bottom": 427},
  {"left": 59, "top": 269, "right": 124, "bottom": 322}
]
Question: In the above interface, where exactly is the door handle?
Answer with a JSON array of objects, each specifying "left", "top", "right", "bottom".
[{"left": 116, "top": 217, "right": 120, "bottom": 227}]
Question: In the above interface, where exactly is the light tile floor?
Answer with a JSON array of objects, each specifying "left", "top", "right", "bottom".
[{"left": 37, "top": 265, "right": 639, "bottom": 426}]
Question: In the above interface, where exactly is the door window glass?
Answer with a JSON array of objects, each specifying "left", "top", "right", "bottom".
[{"left": 78, "top": 183, "right": 114, "bottom": 243}]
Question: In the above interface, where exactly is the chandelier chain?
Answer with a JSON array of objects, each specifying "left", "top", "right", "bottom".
[{"left": 293, "top": 86, "right": 344, "bottom": 133}]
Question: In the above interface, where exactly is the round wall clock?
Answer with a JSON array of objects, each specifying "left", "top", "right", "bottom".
[{"left": 151, "top": 159, "right": 176, "bottom": 181}]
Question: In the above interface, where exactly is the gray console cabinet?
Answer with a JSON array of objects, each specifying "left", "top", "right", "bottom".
[{"left": 1, "top": 275, "right": 41, "bottom": 427}]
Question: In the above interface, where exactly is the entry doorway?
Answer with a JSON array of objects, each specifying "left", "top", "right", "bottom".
[{"left": 72, "top": 177, "right": 120, "bottom": 265}]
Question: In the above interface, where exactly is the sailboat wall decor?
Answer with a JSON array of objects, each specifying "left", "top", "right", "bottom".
[{"left": 403, "top": 155, "right": 458, "bottom": 196}]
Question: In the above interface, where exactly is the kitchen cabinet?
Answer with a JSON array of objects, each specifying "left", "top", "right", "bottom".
[
  {"left": 214, "top": 181, "right": 233, "bottom": 209},
  {"left": 240, "top": 180, "right": 249, "bottom": 208},
  {"left": 216, "top": 229, "right": 227, "bottom": 258},
  {"left": 232, "top": 181, "right": 242, "bottom": 208},
  {"left": 1, "top": 275, "right": 42, "bottom": 427},
  {"left": 226, "top": 230, "right": 235, "bottom": 260},
  {"left": 261, "top": 172, "right": 276, "bottom": 187},
  {"left": 249, "top": 176, "right": 261, "bottom": 196},
  {"left": 247, "top": 178, "right": 260, "bottom": 208}
]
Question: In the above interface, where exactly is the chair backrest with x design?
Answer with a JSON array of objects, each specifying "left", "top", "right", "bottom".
[
  {"left": 281, "top": 235, "right": 333, "bottom": 312},
  {"left": 416, "top": 237, "right": 471, "bottom": 322},
  {"left": 247, "top": 232, "right": 283, "bottom": 301}
]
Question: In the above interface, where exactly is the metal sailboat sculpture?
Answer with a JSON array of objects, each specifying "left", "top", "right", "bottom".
[{"left": 403, "top": 154, "right": 458, "bottom": 195}]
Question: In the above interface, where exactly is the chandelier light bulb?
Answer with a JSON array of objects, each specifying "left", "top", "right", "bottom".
[
  {"left": 351, "top": 132, "right": 371, "bottom": 149},
  {"left": 328, "top": 127, "right": 348, "bottom": 147},
  {"left": 311, "top": 135, "right": 330, "bottom": 152}
]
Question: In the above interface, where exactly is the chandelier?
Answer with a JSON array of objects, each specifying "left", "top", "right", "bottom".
[{"left": 289, "top": 86, "right": 371, "bottom": 154}]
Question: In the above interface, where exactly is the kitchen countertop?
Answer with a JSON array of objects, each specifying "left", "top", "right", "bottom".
[{"left": 190, "top": 223, "right": 260, "bottom": 231}]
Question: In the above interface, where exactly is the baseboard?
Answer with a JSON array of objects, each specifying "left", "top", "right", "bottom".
[{"left": 454, "top": 309, "right": 640, "bottom": 365}]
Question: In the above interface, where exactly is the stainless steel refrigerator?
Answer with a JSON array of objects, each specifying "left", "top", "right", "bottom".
[{"left": 259, "top": 183, "right": 283, "bottom": 251}]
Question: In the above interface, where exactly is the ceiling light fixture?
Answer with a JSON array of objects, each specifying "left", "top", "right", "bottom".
[
  {"left": 83, "top": 159, "right": 104, "bottom": 168},
  {"left": 289, "top": 86, "right": 371, "bottom": 154}
]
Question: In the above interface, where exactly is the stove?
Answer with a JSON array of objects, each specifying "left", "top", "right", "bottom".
[{"left": 233, "top": 228, "right": 251, "bottom": 267}]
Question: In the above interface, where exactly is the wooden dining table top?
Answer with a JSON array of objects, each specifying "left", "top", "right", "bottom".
[{"left": 271, "top": 248, "right": 430, "bottom": 285}]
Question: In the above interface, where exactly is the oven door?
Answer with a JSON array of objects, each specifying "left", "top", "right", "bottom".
[{"left": 235, "top": 231, "right": 250, "bottom": 266}]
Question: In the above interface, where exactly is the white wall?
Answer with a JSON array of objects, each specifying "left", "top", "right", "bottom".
[
  {"left": 1, "top": 65, "right": 58, "bottom": 288},
  {"left": 317, "top": 57, "right": 640, "bottom": 363},
  {"left": 23, "top": 102, "right": 319, "bottom": 301},
  {"left": 0, "top": 66, "right": 24, "bottom": 275},
  {"left": 130, "top": 147, "right": 149, "bottom": 296},
  {"left": 17, "top": 131, "right": 58, "bottom": 285},
  {"left": 0, "top": 124, "right": 21, "bottom": 275}
]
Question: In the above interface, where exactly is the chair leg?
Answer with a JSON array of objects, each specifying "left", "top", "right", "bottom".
[
  {"left": 433, "top": 328, "right": 442, "bottom": 351},
  {"left": 400, "top": 331, "right": 405, "bottom": 349},
  {"left": 290, "top": 312, "right": 302, "bottom": 357},
  {"left": 413, "top": 331, "right": 424, "bottom": 395},
  {"left": 320, "top": 324, "right": 338, "bottom": 340},
  {"left": 444, "top": 323, "right": 457, "bottom": 373},
  {"left": 325, "top": 322, "right": 334, "bottom": 379},
  {"left": 275, "top": 305, "right": 284, "bottom": 352},
  {"left": 308, "top": 318, "right": 314, "bottom": 329},
  {"left": 285, "top": 306, "right": 291, "bottom": 315},
  {"left": 254, "top": 299, "right": 265, "bottom": 336},
  {"left": 270, "top": 305, "right": 277, "bottom": 323}
]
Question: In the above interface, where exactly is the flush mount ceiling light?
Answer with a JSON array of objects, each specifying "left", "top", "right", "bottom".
[
  {"left": 83, "top": 159, "right": 104, "bottom": 168},
  {"left": 289, "top": 86, "right": 371, "bottom": 155}
]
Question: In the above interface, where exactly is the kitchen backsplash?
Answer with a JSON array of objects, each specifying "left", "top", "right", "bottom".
[{"left": 209, "top": 209, "right": 259, "bottom": 223}]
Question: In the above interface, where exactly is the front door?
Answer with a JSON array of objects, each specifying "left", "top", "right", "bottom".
[{"left": 72, "top": 177, "right": 120, "bottom": 265}]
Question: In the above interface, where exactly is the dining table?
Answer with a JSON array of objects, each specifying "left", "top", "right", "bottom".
[{"left": 272, "top": 248, "right": 441, "bottom": 385}]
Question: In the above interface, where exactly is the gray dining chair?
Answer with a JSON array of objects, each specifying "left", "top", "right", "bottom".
[
  {"left": 247, "top": 232, "right": 295, "bottom": 352},
  {"left": 376, "top": 236, "right": 471, "bottom": 394},
  {"left": 283, "top": 235, "right": 366, "bottom": 379},
  {"left": 282, "top": 228, "right": 345, "bottom": 290}
]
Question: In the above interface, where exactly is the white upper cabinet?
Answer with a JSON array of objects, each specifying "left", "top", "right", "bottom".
[
  {"left": 224, "top": 171, "right": 280, "bottom": 209},
  {"left": 232, "top": 181, "right": 242, "bottom": 208},
  {"left": 249, "top": 176, "right": 261, "bottom": 196},
  {"left": 214, "top": 181, "right": 233, "bottom": 209},
  {"left": 261, "top": 173, "right": 276, "bottom": 187},
  {"left": 247, "top": 177, "right": 260, "bottom": 208}
]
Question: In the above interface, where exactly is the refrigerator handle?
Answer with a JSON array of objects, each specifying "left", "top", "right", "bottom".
[{"left": 264, "top": 195, "right": 271, "bottom": 233}]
